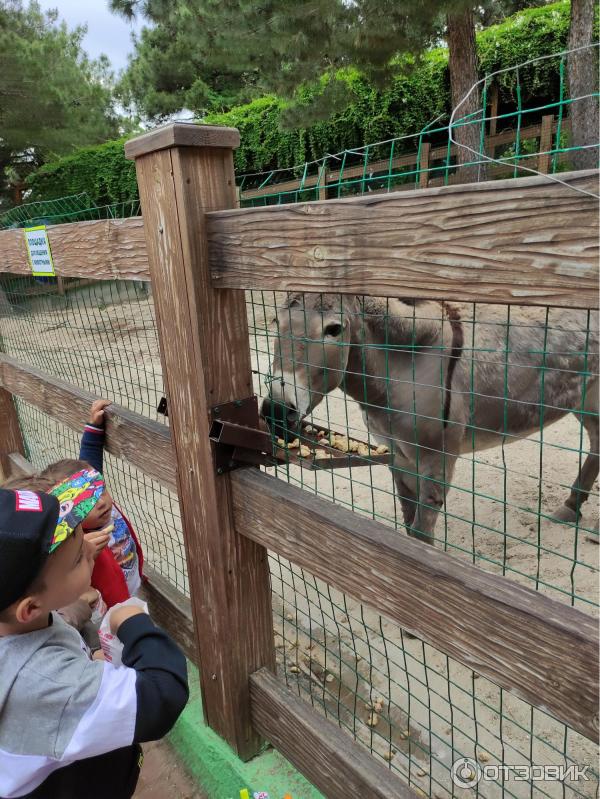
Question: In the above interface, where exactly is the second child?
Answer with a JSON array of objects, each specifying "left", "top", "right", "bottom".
[{"left": 40, "top": 399, "right": 144, "bottom": 608}]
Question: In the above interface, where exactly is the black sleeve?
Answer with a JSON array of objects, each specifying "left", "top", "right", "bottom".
[
  {"left": 118, "top": 613, "right": 189, "bottom": 743},
  {"left": 79, "top": 424, "right": 105, "bottom": 474}
]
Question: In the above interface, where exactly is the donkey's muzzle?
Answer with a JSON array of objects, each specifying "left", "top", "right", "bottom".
[{"left": 261, "top": 397, "right": 300, "bottom": 442}]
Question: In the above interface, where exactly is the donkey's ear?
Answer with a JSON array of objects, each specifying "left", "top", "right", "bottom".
[
  {"left": 343, "top": 295, "right": 361, "bottom": 317},
  {"left": 285, "top": 291, "right": 302, "bottom": 309}
]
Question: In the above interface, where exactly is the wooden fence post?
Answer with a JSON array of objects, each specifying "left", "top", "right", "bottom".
[
  {"left": 318, "top": 163, "right": 329, "bottom": 201},
  {"left": 418, "top": 142, "right": 431, "bottom": 188},
  {"left": 538, "top": 114, "right": 554, "bottom": 174},
  {"left": 125, "top": 123, "right": 275, "bottom": 760},
  {"left": 488, "top": 82, "right": 499, "bottom": 137},
  {"left": 0, "top": 388, "right": 25, "bottom": 481}
]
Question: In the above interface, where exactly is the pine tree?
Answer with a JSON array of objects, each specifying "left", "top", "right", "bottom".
[
  {"left": 112, "top": 1, "right": 586, "bottom": 182},
  {"left": 0, "top": 1, "right": 119, "bottom": 208}
]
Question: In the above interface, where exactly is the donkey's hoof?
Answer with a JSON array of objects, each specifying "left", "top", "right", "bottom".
[{"left": 551, "top": 504, "right": 581, "bottom": 524}]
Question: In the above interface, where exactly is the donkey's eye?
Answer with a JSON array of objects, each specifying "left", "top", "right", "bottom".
[{"left": 324, "top": 323, "right": 343, "bottom": 338}]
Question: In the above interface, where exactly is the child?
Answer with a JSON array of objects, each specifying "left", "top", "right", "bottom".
[
  {"left": 0, "top": 473, "right": 100, "bottom": 632},
  {"left": 0, "top": 476, "right": 188, "bottom": 799},
  {"left": 39, "top": 399, "right": 145, "bottom": 608}
]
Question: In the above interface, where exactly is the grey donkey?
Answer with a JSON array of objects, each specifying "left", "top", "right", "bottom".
[{"left": 261, "top": 294, "right": 599, "bottom": 544}]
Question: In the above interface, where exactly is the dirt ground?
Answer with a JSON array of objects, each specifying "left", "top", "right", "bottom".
[
  {"left": 1, "top": 281, "right": 597, "bottom": 799},
  {"left": 134, "top": 740, "right": 207, "bottom": 799}
]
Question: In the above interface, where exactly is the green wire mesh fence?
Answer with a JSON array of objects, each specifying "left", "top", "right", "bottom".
[
  {"left": 248, "top": 290, "right": 598, "bottom": 796},
  {"left": 0, "top": 44, "right": 598, "bottom": 798},
  {"left": 0, "top": 274, "right": 186, "bottom": 594}
]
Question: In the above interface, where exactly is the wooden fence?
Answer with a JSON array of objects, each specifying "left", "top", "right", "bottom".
[
  {"left": 239, "top": 113, "right": 569, "bottom": 202},
  {"left": 0, "top": 123, "right": 597, "bottom": 798}
]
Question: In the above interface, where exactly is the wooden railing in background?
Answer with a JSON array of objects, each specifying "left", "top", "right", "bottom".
[{"left": 239, "top": 114, "right": 569, "bottom": 202}]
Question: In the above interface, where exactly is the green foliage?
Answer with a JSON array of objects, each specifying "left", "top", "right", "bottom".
[
  {"left": 207, "top": 1, "right": 579, "bottom": 174},
  {"left": 26, "top": 138, "right": 138, "bottom": 206},
  {"left": 28, "top": 2, "right": 585, "bottom": 200},
  {"left": 0, "top": 1, "right": 120, "bottom": 207},
  {"left": 115, "top": 1, "right": 256, "bottom": 118}
]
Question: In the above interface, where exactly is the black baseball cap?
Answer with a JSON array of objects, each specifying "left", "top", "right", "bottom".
[{"left": 0, "top": 476, "right": 102, "bottom": 612}]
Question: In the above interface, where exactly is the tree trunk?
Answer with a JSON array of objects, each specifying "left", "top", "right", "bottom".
[
  {"left": 12, "top": 182, "right": 23, "bottom": 205},
  {"left": 447, "top": 10, "right": 485, "bottom": 183},
  {"left": 567, "top": 0, "right": 599, "bottom": 171}
]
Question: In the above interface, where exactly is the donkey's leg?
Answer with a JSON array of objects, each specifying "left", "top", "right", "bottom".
[
  {"left": 552, "top": 386, "right": 599, "bottom": 525},
  {"left": 390, "top": 460, "right": 418, "bottom": 531},
  {"left": 410, "top": 451, "right": 457, "bottom": 545}
]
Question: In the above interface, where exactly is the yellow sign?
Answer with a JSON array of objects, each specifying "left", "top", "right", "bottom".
[{"left": 24, "top": 225, "right": 55, "bottom": 276}]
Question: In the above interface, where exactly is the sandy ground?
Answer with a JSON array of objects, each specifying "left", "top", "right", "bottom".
[
  {"left": 0, "top": 280, "right": 597, "bottom": 799},
  {"left": 134, "top": 740, "right": 207, "bottom": 799}
]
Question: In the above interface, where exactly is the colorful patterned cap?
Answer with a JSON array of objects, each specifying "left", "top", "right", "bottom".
[{"left": 49, "top": 468, "right": 105, "bottom": 552}]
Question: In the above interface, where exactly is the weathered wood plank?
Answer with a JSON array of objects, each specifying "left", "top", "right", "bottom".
[
  {"left": 0, "top": 217, "right": 149, "bottom": 281},
  {"left": 124, "top": 122, "right": 240, "bottom": 160},
  {"left": 5, "top": 452, "right": 35, "bottom": 478},
  {"left": 129, "top": 123, "right": 275, "bottom": 759},
  {"left": 418, "top": 142, "right": 431, "bottom": 189},
  {"left": 232, "top": 468, "right": 599, "bottom": 742},
  {"left": 250, "top": 668, "right": 419, "bottom": 799},
  {"left": 140, "top": 565, "right": 196, "bottom": 665},
  {"left": 0, "top": 388, "right": 25, "bottom": 481},
  {"left": 211, "top": 169, "right": 599, "bottom": 308},
  {"left": 0, "top": 355, "right": 176, "bottom": 491},
  {"left": 538, "top": 114, "right": 554, "bottom": 174}
]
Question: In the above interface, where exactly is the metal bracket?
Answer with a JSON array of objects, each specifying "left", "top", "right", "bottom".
[
  {"left": 209, "top": 396, "right": 276, "bottom": 475},
  {"left": 157, "top": 396, "right": 168, "bottom": 417}
]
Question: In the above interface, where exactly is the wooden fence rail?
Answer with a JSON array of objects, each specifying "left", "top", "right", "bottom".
[
  {"left": 233, "top": 469, "right": 599, "bottom": 743},
  {"left": 0, "top": 217, "right": 148, "bottom": 281},
  {"left": 0, "top": 355, "right": 175, "bottom": 490},
  {"left": 210, "top": 170, "right": 600, "bottom": 308},
  {"left": 0, "top": 171, "right": 597, "bottom": 309}
]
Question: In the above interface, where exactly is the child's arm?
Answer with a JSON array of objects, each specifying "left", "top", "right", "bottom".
[
  {"left": 111, "top": 607, "right": 189, "bottom": 741},
  {"left": 5, "top": 612, "right": 188, "bottom": 794},
  {"left": 79, "top": 399, "right": 111, "bottom": 474}
]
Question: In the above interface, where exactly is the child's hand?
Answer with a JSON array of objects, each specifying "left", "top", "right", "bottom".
[
  {"left": 110, "top": 605, "right": 146, "bottom": 635},
  {"left": 89, "top": 399, "right": 111, "bottom": 426},
  {"left": 92, "top": 649, "right": 106, "bottom": 661},
  {"left": 86, "top": 524, "right": 113, "bottom": 558}
]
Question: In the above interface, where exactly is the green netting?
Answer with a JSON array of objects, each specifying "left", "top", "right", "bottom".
[
  {"left": 0, "top": 193, "right": 141, "bottom": 230},
  {"left": 0, "top": 44, "right": 598, "bottom": 799},
  {"left": 250, "top": 291, "right": 598, "bottom": 796},
  {"left": 242, "top": 48, "right": 599, "bottom": 797}
]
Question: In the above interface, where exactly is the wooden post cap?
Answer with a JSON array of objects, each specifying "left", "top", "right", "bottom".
[{"left": 125, "top": 122, "right": 240, "bottom": 160}]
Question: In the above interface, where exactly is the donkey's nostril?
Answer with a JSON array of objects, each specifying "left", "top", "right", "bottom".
[
  {"left": 261, "top": 397, "right": 299, "bottom": 443},
  {"left": 287, "top": 409, "right": 300, "bottom": 425}
]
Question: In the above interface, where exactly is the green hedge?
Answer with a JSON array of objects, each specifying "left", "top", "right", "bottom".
[
  {"left": 26, "top": 137, "right": 138, "bottom": 207},
  {"left": 209, "top": 1, "right": 576, "bottom": 174},
  {"left": 27, "top": 1, "right": 585, "bottom": 203}
]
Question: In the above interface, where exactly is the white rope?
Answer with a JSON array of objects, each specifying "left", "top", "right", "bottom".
[{"left": 449, "top": 43, "right": 600, "bottom": 199}]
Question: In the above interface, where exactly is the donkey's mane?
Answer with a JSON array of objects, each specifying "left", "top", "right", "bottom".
[
  {"left": 361, "top": 297, "right": 450, "bottom": 347},
  {"left": 282, "top": 293, "right": 460, "bottom": 348}
]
